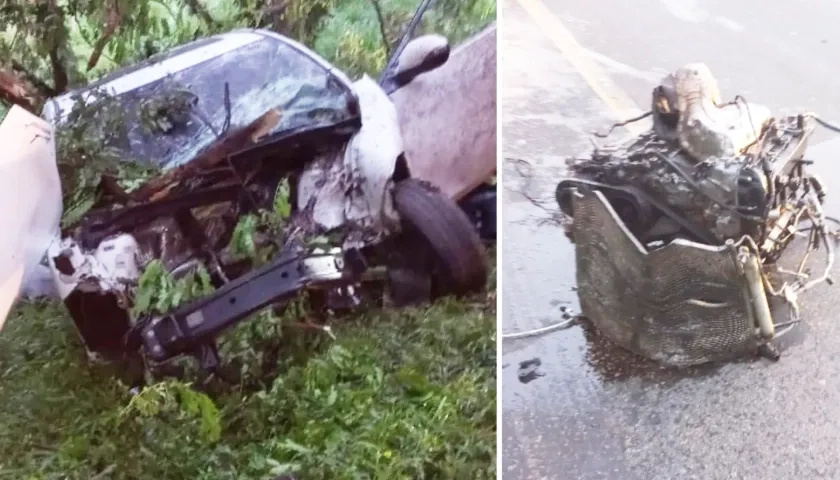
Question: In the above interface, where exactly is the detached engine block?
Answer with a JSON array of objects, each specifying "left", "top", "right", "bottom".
[
  {"left": 558, "top": 63, "right": 824, "bottom": 260},
  {"left": 556, "top": 63, "right": 833, "bottom": 366}
]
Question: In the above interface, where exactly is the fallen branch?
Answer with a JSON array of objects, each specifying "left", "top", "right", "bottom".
[
  {"left": 87, "top": 3, "right": 122, "bottom": 71},
  {"left": 184, "top": 0, "right": 217, "bottom": 27},
  {"left": 10, "top": 60, "right": 59, "bottom": 97},
  {"left": 131, "top": 109, "right": 282, "bottom": 202},
  {"left": 369, "top": 0, "right": 391, "bottom": 57},
  {"left": 0, "top": 68, "right": 38, "bottom": 112}
]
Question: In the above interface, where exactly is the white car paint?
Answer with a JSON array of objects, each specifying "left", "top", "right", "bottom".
[
  {"left": 395, "top": 34, "right": 449, "bottom": 73},
  {"left": 0, "top": 106, "right": 63, "bottom": 327},
  {"left": 46, "top": 235, "right": 141, "bottom": 300},
  {"left": 42, "top": 31, "right": 265, "bottom": 125},
  {"left": 297, "top": 75, "right": 403, "bottom": 243}
]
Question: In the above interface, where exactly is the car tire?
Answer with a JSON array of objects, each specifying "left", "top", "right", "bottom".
[{"left": 393, "top": 178, "right": 488, "bottom": 294}]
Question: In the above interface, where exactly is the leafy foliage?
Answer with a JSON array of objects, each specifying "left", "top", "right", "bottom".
[
  {"left": 121, "top": 380, "right": 223, "bottom": 444},
  {"left": 227, "top": 204, "right": 289, "bottom": 266},
  {"left": 1, "top": 0, "right": 495, "bottom": 105},
  {"left": 0, "top": 288, "right": 496, "bottom": 479},
  {"left": 131, "top": 259, "right": 215, "bottom": 317},
  {"left": 314, "top": 0, "right": 495, "bottom": 78}
]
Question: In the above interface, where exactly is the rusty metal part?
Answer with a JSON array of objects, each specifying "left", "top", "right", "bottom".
[
  {"left": 658, "top": 63, "right": 771, "bottom": 162},
  {"left": 572, "top": 189, "right": 761, "bottom": 366},
  {"left": 739, "top": 245, "right": 775, "bottom": 339}
]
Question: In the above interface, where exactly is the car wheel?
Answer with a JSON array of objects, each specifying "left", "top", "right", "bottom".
[{"left": 393, "top": 178, "right": 488, "bottom": 294}]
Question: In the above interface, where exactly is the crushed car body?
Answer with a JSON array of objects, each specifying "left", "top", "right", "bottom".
[
  {"left": 1, "top": 15, "right": 492, "bottom": 380},
  {"left": 556, "top": 63, "right": 835, "bottom": 366}
]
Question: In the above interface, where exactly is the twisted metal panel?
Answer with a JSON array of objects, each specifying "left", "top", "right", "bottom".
[{"left": 573, "top": 189, "right": 759, "bottom": 366}]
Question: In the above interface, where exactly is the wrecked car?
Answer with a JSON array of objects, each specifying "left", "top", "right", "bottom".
[
  {"left": 2, "top": 14, "right": 490, "bottom": 378},
  {"left": 556, "top": 63, "right": 835, "bottom": 367}
]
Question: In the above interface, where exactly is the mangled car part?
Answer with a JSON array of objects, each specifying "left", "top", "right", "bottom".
[
  {"left": 4, "top": 9, "right": 489, "bottom": 376},
  {"left": 556, "top": 63, "right": 836, "bottom": 366}
]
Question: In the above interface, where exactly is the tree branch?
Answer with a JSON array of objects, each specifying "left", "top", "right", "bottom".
[
  {"left": 49, "top": 48, "right": 69, "bottom": 92},
  {"left": 255, "top": 1, "right": 288, "bottom": 30},
  {"left": 184, "top": 0, "right": 217, "bottom": 27},
  {"left": 0, "top": 56, "right": 64, "bottom": 112},
  {"left": 10, "top": 60, "right": 59, "bottom": 97},
  {"left": 43, "top": 0, "right": 71, "bottom": 92},
  {"left": 260, "top": 1, "right": 289, "bottom": 18},
  {"left": 87, "top": 3, "right": 122, "bottom": 71},
  {"left": 369, "top": 0, "right": 392, "bottom": 57},
  {"left": 0, "top": 68, "right": 38, "bottom": 112}
]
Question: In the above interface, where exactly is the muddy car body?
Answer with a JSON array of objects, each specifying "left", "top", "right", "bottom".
[
  {"left": 557, "top": 63, "right": 834, "bottom": 366},
  {"left": 4, "top": 22, "right": 490, "bottom": 374}
]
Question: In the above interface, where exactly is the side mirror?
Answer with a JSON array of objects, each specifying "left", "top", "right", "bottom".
[{"left": 391, "top": 34, "right": 450, "bottom": 88}]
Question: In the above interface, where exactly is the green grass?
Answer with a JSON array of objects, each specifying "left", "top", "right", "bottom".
[{"left": 0, "top": 261, "right": 496, "bottom": 480}]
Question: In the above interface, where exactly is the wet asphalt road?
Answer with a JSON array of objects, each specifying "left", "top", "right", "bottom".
[{"left": 501, "top": 0, "right": 840, "bottom": 479}]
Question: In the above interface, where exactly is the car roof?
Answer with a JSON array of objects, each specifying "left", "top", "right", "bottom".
[
  {"left": 41, "top": 29, "right": 352, "bottom": 125},
  {"left": 41, "top": 29, "right": 360, "bottom": 170}
]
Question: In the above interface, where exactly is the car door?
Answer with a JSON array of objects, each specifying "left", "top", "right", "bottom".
[
  {"left": 390, "top": 24, "right": 497, "bottom": 201},
  {"left": 0, "top": 106, "right": 63, "bottom": 329}
]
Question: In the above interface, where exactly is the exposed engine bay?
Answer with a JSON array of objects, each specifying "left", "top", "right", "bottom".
[
  {"left": 45, "top": 85, "right": 488, "bottom": 375},
  {"left": 1, "top": 21, "right": 492, "bottom": 382},
  {"left": 556, "top": 63, "right": 837, "bottom": 366}
]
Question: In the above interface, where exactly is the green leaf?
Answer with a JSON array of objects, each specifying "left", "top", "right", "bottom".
[
  {"left": 278, "top": 439, "right": 312, "bottom": 455},
  {"left": 274, "top": 178, "right": 292, "bottom": 219}
]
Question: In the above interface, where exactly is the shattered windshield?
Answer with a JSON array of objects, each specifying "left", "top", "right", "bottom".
[{"left": 57, "top": 34, "right": 356, "bottom": 170}]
